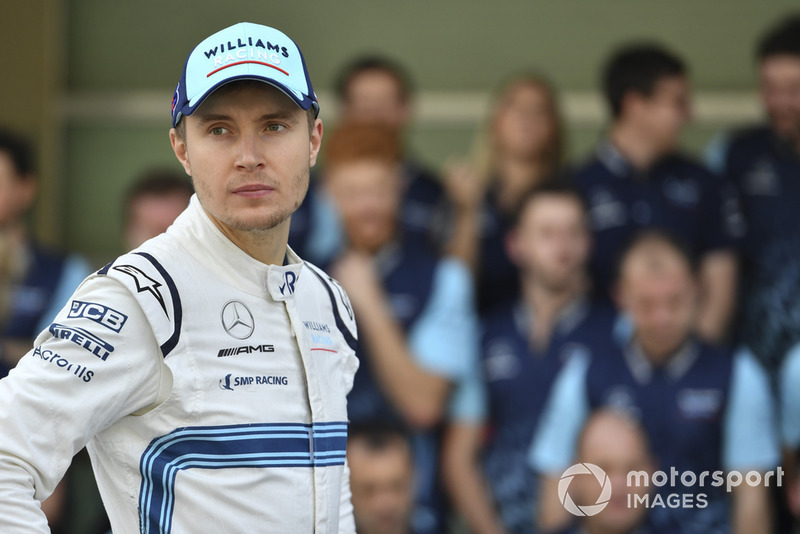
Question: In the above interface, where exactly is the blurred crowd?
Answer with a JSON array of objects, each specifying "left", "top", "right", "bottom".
[{"left": 2, "top": 12, "right": 800, "bottom": 534}]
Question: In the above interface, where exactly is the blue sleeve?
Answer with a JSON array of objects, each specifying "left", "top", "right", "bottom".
[
  {"left": 447, "top": 354, "right": 487, "bottom": 423},
  {"left": 703, "top": 131, "right": 731, "bottom": 176},
  {"left": 722, "top": 347, "right": 780, "bottom": 470},
  {"left": 34, "top": 254, "right": 92, "bottom": 335},
  {"left": 305, "top": 187, "right": 344, "bottom": 266},
  {"left": 780, "top": 343, "right": 800, "bottom": 449},
  {"left": 408, "top": 258, "right": 479, "bottom": 381},
  {"left": 528, "top": 351, "right": 590, "bottom": 475}
]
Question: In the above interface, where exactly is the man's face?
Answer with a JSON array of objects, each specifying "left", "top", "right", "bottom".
[
  {"left": 170, "top": 83, "right": 322, "bottom": 236},
  {"left": 618, "top": 248, "right": 696, "bottom": 358},
  {"left": 493, "top": 82, "right": 557, "bottom": 160},
  {"left": 509, "top": 195, "right": 589, "bottom": 290},
  {"left": 326, "top": 159, "right": 400, "bottom": 253},
  {"left": 348, "top": 439, "right": 414, "bottom": 534},
  {"left": 575, "top": 416, "right": 653, "bottom": 533},
  {"left": 0, "top": 151, "right": 35, "bottom": 228},
  {"left": 633, "top": 76, "right": 691, "bottom": 155},
  {"left": 126, "top": 191, "right": 192, "bottom": 249},
  {"left": 341, "top": 70, "right": 409, "bottom": 130},
  {"left": 760, "top": 55, "right": 800, "bottom": 143}
]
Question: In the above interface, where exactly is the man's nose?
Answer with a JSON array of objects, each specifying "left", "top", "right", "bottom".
[{"left": 235, "top": 131, "right": 266, "bottom": 171}]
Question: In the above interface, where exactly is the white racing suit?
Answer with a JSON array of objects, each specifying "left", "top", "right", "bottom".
[{"left": 0, "top": 196, "right": 359, "bottom": 533}]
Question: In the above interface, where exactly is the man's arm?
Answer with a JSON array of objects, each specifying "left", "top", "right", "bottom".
[
  {"left": 723, "top": 347, "right": 780, "bottom": 534},
  {"left": 0, "top": 276, "right": 165, "bottom": 532},
  {"left": 697, "top": 250, "right": 738, "bottom": 343},
  {"left": 528, "top": 352, "right": 591, "bottom": 532},
  {"left": 332, "top": 253, "right": 476, "bottom": 428},
  {"left": 443, "top": 423, "right": 508, "bottom": 534}
]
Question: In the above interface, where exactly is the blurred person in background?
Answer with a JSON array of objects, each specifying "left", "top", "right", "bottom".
[
  {"left": 556, "top": 409, "right": 656, "bottom": 534},
  {"left": 0, "top": 128, "right": 91, "bottom": 533},
  {"left": 442, "top": 182, "right": 616, "bottom": 534},
  {"left": 348, "top": 421, "right": 416, "bottom": 534},
  {"left": 0, "top": 128, "right": 91, "bottom": 377},
  {"left": 573, "top": 44, "right": 742, "bottom": 343},
  {"left": 444, "top": 74, "right": 565, "bottom": 314},
  {"left": 780, "top": 342, "right": 800, "bottom": 532},
  {"left": 335, "top": 55, "right": 444, "bottom": 247},
  {"left": 324, "top": 122, "right": 478, "bottom": 534},
  {"left": 529, "top": 230, "right": 778, "bottom": 534},
  {"left": 705, "top": 14, "right": 800, "bottom": 373},
  {"left": 123, "top": 168, "right": 194, "bottom": 250}
]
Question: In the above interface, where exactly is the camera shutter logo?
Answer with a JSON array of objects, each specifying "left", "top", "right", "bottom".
[
  {"left": 221, "top": 301, "right": 255, "bottom": 339},
  {"left": 558, "top": 463, "right": 612, "bottom": 516}
]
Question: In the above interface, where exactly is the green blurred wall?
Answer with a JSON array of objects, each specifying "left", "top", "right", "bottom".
[{"left": 5, "top": 0, "right": 800, "bottom": 264}]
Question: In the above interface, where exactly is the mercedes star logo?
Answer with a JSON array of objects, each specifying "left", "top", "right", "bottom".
[{"left": 221, "top": 300, "right": 255, "bottom": 339}]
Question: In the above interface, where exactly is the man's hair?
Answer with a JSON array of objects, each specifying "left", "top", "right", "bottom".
[
  {"left": 335, "top": 55, "right": 413, "bottom": 103},
  {"left": 0, "top": 128, "right": 35, "bottom": 178},
  {"left": 325, "top": 122, "right": 402, "bottom": 168},
  {"left": 602, "top": 43, "right": 686, "bottom": 119},
  {"left": 510, "top": 175, "right": 588, "bottom": 228},
  {"left": 124, "top": 168, "right": 194, "bottom": 222},
  {"left": 348, "top": 420, "right": 412, "bottom": 456},
  {"left": 757, "top": 14, "right": 800, "bottom": 61},
  {"left": 613, "top": 228, "right": 698, "bottom": 283}
]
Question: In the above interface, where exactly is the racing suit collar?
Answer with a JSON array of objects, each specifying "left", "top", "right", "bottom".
[{"left": 167, "top": 195, "right": 303, "bottom": 300}]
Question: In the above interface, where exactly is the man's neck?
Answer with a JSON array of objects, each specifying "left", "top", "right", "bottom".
[
  {"left": 521, "top": 273, "right": 584, "bottom": 348},
  {"left": 635, "top": 333, "right": 689, "bottom": 367},
  {"left": 609, "top": 122, "right": 664, "bottom": 171},
  {"left": 208, "top": 213, "right": 290, "bottom": 266}
]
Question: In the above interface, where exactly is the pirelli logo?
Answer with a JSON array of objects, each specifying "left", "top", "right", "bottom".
[{"left": 217, "top": 344, "right": 275, "bottom": 358}]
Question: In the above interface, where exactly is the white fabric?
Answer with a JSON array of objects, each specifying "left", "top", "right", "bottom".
[{"left": 0, "top": 195, "right": 359, "bottom": 533}]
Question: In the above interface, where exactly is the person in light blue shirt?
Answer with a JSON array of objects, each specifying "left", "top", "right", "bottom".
[
  {"left": 530, "top": 230, "right": 779, "bottom": 534},
  {"left": 324, "top": 122, "right": 478, "bottom": 534},
  {"left": 0, "top": 128, "right": 91, "bottom": 378}
]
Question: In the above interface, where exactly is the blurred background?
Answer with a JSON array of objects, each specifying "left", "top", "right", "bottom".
[{"left": 2, "top": 0, "right": 795, "bottom": 265}]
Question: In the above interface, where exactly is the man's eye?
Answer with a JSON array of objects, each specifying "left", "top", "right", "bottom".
[
  {"left": 210, "top": 127, "right": 228, "bottom": 135},
  {"left": 267, "top": 124, "right": 286, "bottom": 132}
]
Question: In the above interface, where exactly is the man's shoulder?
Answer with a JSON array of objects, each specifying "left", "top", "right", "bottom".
[
  {"left": 301, "top": 261, "right": 358, "bottom": 349},
  {"left": 726, "top": 124, "right": 774, "bottom": 150}
]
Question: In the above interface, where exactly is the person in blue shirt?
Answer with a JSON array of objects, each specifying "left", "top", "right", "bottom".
[
  {"left": 442, "top": 181, "right": 616, "bottom": 534},
  {"left": 0, "top": 128, "right": 91, "bottom": 377},
  {"left": 573, "top": 44, "right": 742, "bottom": 344},
  {"left": 555, "top": 409, "right": 656, "bottom": 534},
  {"left": 529, "top": 230, "right": 778, "bottom": 534},
  {"left": 705, "top": 15, "right": 800, "bottom": 372},
  {"left": 324, "top": 122, "right": 478, "bottom": 534},
  {"left": 444, "top": 73, "right": 565, "bottom": 315}
]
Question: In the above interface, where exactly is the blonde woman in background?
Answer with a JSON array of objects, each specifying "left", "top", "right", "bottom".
[{"left": 444, "top": 74, "right": 565, "bottom": 314}]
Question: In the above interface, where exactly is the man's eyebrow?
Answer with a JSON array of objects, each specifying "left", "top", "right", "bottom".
[{"left": 193, "top": 111, "right": 299, "bottom": 124}]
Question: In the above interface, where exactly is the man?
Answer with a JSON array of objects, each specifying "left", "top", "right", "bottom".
[
  {"left": 0, "top": 128, "right": 91, "bottom": 376},
  {"left": 442, "top": 182, "right": 616, "bottom": 534},
  {"left": 0, "top": 22, "right": 359, "bottom": 533},
  {"left": 123, "top": 169, "right": 194, "bottom": 249},
  {"left": 324, "top": 122, "right": 477, "bottom": 534},
  {"left": 558, "top": 410, "right": 655, "bottom": 534},
  {"left": 705, "top": 15, "right": 800, "bottom": 371},
  {"left": 340, "top": 57, "right": 444, "bottom": 245},
  {"left": 574, "top": 44, "right": 742, "bottom": 343},
  {"left": 348, "top": 421, "right": 416, "bottom": 534},
  {"left": 529, "top": 231, "right": 779, "bottom": 534}
]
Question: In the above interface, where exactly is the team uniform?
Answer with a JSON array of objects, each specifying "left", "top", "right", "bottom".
[
  {"left": 345, "top": 235, "right": 477, "bottom": 534},
  {"left": 707, "top": 126, "right": 800, "bottom": 370},
  {"left": 573, "top": 141, "right": 743, "bottom": 297},
  {"left": 449, "top": 297, "right": 617, "bottom": 533},
  {"left": 1, "top": 243, "right": 90, "bottom": 377},
  {"left": 0, "top": 196, "right": 359, "bottom": 533},
  {"left": 529, "top": 337, "right": 779, "bottom": 534}
]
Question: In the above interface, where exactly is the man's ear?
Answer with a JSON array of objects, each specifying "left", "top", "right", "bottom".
[
  {"left": 170, "top": 128, "right": 191, "bottom": 176},
  {"left": 309, "top": 118, "right": 323, "bottom": 168}
]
